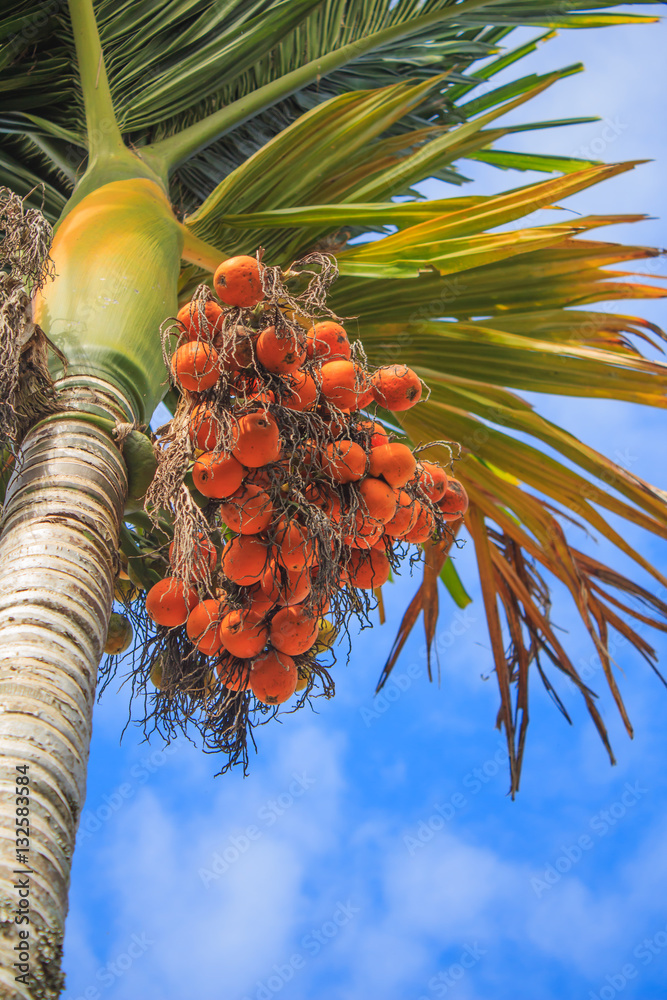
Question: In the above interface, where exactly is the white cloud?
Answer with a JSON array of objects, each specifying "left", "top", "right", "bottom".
[{"left": 65, "top": 725, "right": 348, "bottom": 1000}]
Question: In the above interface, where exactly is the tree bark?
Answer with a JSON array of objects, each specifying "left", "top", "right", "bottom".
[{"left": 0, "top": 385, "right": 128, "bottom": 999}]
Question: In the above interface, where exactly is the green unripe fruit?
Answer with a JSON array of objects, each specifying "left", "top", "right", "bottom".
[
  {"left": 104, "top": 612, "right": 133, "bottom": 655},
  {"left": 150, "top": 657, "right": 165, "bottom": 689},
  {"left": 123, "top": 429, "right": 157, "bottom": 513}
]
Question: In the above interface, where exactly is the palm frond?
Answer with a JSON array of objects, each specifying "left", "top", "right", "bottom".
[
  {"left": 177, "top": 80, "right": 667, "bottom": 782},
  {"left": 183, "top": 75, "right": 603, "bottom": 266},
  {"left": 2, "top": 0, "right": 660, "bottom": 217},
  {"left": 4, "top": 0, "right": 666, "bottom": 790},
  {"left": 213, "top": 158, "right": 621, "bottom": 233},
  {"left": 329, "top": 239, "right": 667, "bottom": 320}
]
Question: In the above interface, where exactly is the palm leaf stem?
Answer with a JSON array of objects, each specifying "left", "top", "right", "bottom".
[
  {"left": 143, "top": 0, "right": 511, "bottom": 174},
  {"left": 64, "top": 0, "right": 167, "bottom": 215},
  {"left": 67, "top": 0, "right": 123, "bottom": 159}
]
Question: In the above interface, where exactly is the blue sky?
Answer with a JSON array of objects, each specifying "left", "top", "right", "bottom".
[{"left": 62, "top": 11, "right": 667, "bottom": 1000}]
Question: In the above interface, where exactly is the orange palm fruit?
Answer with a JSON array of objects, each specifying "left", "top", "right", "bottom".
[
  {"left": 245, "top": 465, "right": 273, "bottom": 489},
  {"left": 403, "top": 502, "right": 435, "bottom": 543},
  {"left": 146, "top": 578, "right": 199, "bottom": 627},
  {"left": 372, "top": 364, "right": 422, "bottom": 411},
  {"left": 217, "top": 327, "right": 256, "bottom": 371},
  {"left": 220, "top": 535, "right": 269, "bottom": 585},
  {"left": 215, "top": 657, "right": 250, "bottom": 692},
  {"left": 220, "top": 482, "right": 273, "bottom": 535},
  {"left": 437, "top": 478, "right": 469, "bottom": 520},
  {"left": 188, "top": 404, "right": 219, "bottom": 451},
  {"left": 250, "top": 650, "right": 297, "bottom": 705},
  {"left": 319, "top": 405, "right": 349, "bottom": 438},
  {"left": 306, "top": 321, "right": 351, "bottom": 362},
  {"left": 368, "top": 442, "right": 417, "bottom": 488},
  {"left": 356, "top": 418, "right": 389, "bottom": 448},
  {"left": 297, "top": 439, "right": 317, "bottom": 465},
  {"left": 213, "top": 256, "right": 264, "bottom": 308},
  {"left": 319, "top": 360, "right": 366, "bottom": 410},
  {"left": 270, "top": 605, "right": 319, "bottom": 655},
  {"left": 230, "top": 371, "right": 258, "bottom": 394},
  {"left": 357, "top": 477, "right": 398, "bottom": 524},
  {"left": 243, "top": 388, "right": 275, "bottom": 408},
  {"left": 356, "top": 378, "right": 375, "bottom": 409},
  {"left": 244, "top": 587, "right": 277, "bottom": 623},
  {"left": 259, "top": 562, "right": 312, "bottom": 606},
  {"left": 321, "top": 439, "right": 366, "bottom": 483},
  {"left": 256, "top": 325, "right": 306, "bottom": 374},
  {"left": 274, "top": 522, "right": 316, "bottom": 573},
  {"left": 186, "top": 599, "right": 224, "bottom": 655},
  {"left": 371, "top": 425, "right": 390, "bottom": 447},
  {"left": 232, "top": 411, "right": 282, "bottom": 467},
  {"left": 310, "top": 593, "right": 332, "bottom": 616},
  {"left": 384, "top": 490, "right": 418, "bottom": 538},
  {"left": 343, "top": 517, "right": 385, "bottom": 550},
  {"left": 171, "top": 342, "right": 220, "bottom": 392},
  {"left": 346, "top": 548, "right": 391, "bottom": 589},
  {"left": 324, "top": 491, "right": 345, "bottom": 524},
  {"left": 193, "top": 451, "right": 245, "bottom": 498},
  {"left": 177, "top": 300, "right": 224, "bottom": 341},
  {"left": 169, "top": 532, "right": 217, "bottom": 579},
  {"left": 417, "top": 461, "right": 448, "bottom": 502},
  {"left": 282, "top": 370, "right": 318, "bottom": 411},
  {"left": 304, "top": 484, "right": 343, "bottom": 522},
  {"left": 219, "top": 608, "right": 268, "bottom": 658}
]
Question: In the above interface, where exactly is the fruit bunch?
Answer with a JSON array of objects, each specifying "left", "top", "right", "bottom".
[{"left": 131, "top": 253, "right": 467, "bottom": 765}]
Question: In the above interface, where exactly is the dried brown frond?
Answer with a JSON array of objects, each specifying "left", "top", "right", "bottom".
[
  {"left": 0, "top": 187, "right": 54, "bottom": 290},
  {"left": 376, "top": 529, "right": 462, "bottom": 693},
  {"left": 0, "top": 188, "right": 58, "bottom": 449}
]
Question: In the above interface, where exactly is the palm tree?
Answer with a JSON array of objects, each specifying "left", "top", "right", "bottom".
[{"left": 0, "top": 0, "right": 665, "bottom": 994}]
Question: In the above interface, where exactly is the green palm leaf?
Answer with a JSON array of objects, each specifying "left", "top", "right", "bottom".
[
  {"left": 182, "top": 74, "right": 605, "bottom": 271},
  {"left": 3, "top": 0, "right": 666, "bottom": 790},
  {"left": 2, "top": 0, "right": 659, "bottom": 216}
]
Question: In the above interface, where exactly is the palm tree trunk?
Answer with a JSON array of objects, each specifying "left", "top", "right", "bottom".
[{"left": 0, "top": 381, "right": 128, "bottom": 999}]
